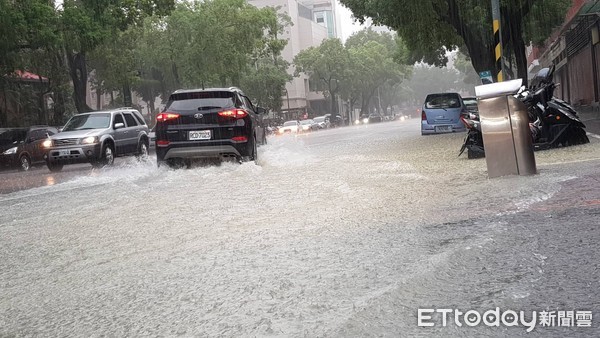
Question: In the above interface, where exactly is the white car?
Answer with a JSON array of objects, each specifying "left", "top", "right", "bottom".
[
  {"left": 300, "top": 119, "right": 317, "bottom": 132},
  {"left": 313, "top": 116, "right": 330, "bottom": 129},
  {"left": 278, "top": 120, "right": 301, "bottom": 134}
]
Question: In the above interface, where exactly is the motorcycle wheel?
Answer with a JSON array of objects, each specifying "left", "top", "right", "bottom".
[
  {"left": 467, "top": 149, "right": 484, "bottom": 159},
  {"left": 563, "top": 126, "right": 590, "bottom": 146}
]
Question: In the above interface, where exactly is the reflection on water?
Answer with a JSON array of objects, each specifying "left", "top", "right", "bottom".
[{"left": 45, "top": 176, "right": 55, "bottom": 186}]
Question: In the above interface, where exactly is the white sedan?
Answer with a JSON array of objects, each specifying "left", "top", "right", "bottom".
[{"left": 278, "top": 121, "right": 301, "bottom": 134}]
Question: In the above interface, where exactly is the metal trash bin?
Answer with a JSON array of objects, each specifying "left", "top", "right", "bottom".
[{"left": 475, "top": 79, "right": 537, "bottom": 178}]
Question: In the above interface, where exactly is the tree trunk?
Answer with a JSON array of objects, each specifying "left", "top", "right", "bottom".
[
  {"left": 0, "top": 86, "right": 7, "bottom": 127},
  {"left": 52, "top": 91, "right": 66, "bottom": 126},
  {"left": 508, "top": 12, "right": 528, "bottom": 84},
  {"left": 123, "top": 83, "right": 132, "bottom": 107},
  {"left": 96, "top": 86, "right": 102, "bottom": 110},
  {"left": 66, "top": 51, "right": 92, "bottom": 113},
  {"left": 361, "top": 91, "right": 374, "bottom": 115}
]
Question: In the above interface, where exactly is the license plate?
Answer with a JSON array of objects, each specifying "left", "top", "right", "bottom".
[
  {"left": 58, "top": 149, "right": 70, "bottom": 156},
  {"left": 436, "top": 126, "right": 452, "bottom": 133},
  {"left": 189, "top": 130, "right": 211, "bottom": 140}
]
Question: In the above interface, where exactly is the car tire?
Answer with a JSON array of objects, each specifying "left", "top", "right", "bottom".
[
  {"left": 240, "top": 135, "right": 257, "bottom": 163},
  {"left": 19, "top": 155, "right": 31, "bottom": 171},
  {"left": 136, "top": 139, "right": 149, "bottom": 161},
  {"left": 94, "top": 143, "right": 115, "bottom": 168},
  {"left": 47, "top": 161, "right": 63, "bottom": 172}
]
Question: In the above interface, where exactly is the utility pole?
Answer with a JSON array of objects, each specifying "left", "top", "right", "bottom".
[{"left": 491, "top": 0, "right": 505, "bottom": 82}]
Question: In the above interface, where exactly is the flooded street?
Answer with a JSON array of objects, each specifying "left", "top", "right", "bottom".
[{"left": 1, "top": 120, "right": 600, "bottom": 336}]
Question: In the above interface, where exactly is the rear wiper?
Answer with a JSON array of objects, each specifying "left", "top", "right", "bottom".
[{"left": 197, "top": 106, "right": 222, "bottom": 111}]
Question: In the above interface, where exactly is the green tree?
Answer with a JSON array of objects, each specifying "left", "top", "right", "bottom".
[
  {"left": 0, "top": 0, "right": 72, "bottom": 126},
  {"left": 60, "top": 0, "right": 175, "bottom": 112},
  {"left": 340, "top": 0, "right": 570, "bottom": 83},
  {"left": 130, "top": 0, "right": 289, "bottom": 113},
  {"left": 294, "top": 39, "right": 350, "bottom": 119},
  {"left": 339, "top": 29, "right": 410, "bottom": 116}
]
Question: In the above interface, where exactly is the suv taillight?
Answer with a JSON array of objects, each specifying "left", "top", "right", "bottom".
[
  {"left": 421, "top": 110, "right": 426, "bottom": 121},
  {"left": 156, "top": 112, "right": 180, "bottom": 122},
  {"left": 218, "top": 109, "right": 248, "bottom": 119}
]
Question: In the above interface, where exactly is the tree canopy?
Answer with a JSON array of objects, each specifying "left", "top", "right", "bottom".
[
  {"left": 0, "top": 0, "right": 290, "bottom": 127},
  {"left": 340, "top": 0, "right": 571, "bottom": 82},
  {"left": 294, "top": 29, "right": 411, "bottom": 120}
]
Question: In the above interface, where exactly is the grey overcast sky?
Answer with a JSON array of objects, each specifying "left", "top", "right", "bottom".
[{"left": 336, "top": 0, "right": 368, "bottom": 41}]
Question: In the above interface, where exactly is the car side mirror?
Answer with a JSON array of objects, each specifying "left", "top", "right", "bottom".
[{"left": 114, "top": 122, "right": 125, "bottom": 130}]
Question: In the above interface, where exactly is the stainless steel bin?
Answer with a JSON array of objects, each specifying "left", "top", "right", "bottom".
[{"left": 475, "top": 79, "right": 537, "bottom": 178}]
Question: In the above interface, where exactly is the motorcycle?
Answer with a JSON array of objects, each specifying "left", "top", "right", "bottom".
[{"left": 459, "top": 66, "right": 589, "bottom": 158}]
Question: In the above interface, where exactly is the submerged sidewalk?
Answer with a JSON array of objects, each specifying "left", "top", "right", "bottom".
[{"left": 577, "top": 105, "right": 600, "bottom": 138}]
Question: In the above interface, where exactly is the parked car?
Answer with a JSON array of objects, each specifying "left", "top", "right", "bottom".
[
  {"left": 324, "top": 114, "right": 344, "bottom": 127},
  {"left": 313, "top": 116, "right": 331, "bottom": 129},
  {"left": 300, "top": 119, "right": 318, "bottom": 132},
  {"left": 368, "top": 114, "right": 383, "bottom": 123},
  {"left": 357, "top": 115, "right": 370, "bottom": 124},
  {"left": 44, "top": 108, "right": 150, "bottom": 171},
  {"left": 0, "top": 126, "right": 58, "bottom": 171},
  {"left": 278, "top": 120, "right": 301, "bottom": 134},
  {"left": 462, "top": 96, "right": 478, "bottom": 113},
  {"left": 154, "top": 87, "right": 266, "bottom": 167},
  {"left": 421, "top": 92, "right": 467, "bottom": 135}
]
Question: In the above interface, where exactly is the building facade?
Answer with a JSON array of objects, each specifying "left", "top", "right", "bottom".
[
  {"left": 249, "top": 0, "right": 342, "bottom": 119},
  {"left": 528, "top": 0, "right": 600, "bottom": 107}
]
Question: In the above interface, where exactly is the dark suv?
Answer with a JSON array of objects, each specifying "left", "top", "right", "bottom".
[
  {"left": 155, "top": 87, "right": 266, "bottom": 167},
  {"left": 0, "top": 126, "right": 58, "bottom": 171}
]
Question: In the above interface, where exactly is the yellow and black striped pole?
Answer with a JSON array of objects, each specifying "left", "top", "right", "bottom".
[{"left": 492, "top": 0, "right": 504, "bottom": 82}]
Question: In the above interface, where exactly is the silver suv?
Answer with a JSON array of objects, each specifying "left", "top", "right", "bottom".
[{"left": 44, "top": 108, "right": 150, "bottom": 172}]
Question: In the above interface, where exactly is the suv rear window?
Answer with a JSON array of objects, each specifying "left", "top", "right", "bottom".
[
  {"left": 425, "top": 93, "right": 462, "bottom": 109},
  {"left": 167, "top": 91, "right": 238, "bottom": 111}
]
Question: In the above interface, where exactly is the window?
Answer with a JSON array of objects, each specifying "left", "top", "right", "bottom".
[
  {"left": 315, "top": 12, "right": 325, "bottom": 25},
  {"left": 132, "top": 111, "right": 146, "bottom": 125},
  {"left": 28, "top": 129, "right": 47, "bottom": 141},
  {"left": 123, "top": 113, "right": 138, "bottom": 127},
  {"left": 242, "top": 96, "right": 255, "bottom": 112},
  {"left": 425, "top": 93, "right": 462, "bottom": 109},
  {"left": 167, "top": 91, "right": 236, "bottom": 111},
  {"left": 63, "top": 113, "right": 111, "bottom": 131},
  {"left": 113, "top": 113, "right": 125, "bottom": 127}
]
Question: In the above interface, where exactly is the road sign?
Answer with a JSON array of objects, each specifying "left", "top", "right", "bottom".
[{"left": 479, "top": 70, "right": 494, "bottom": 84}]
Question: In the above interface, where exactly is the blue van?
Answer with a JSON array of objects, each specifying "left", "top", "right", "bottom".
[{"left": 421, "top": 93, "right": 467, "bottom": 135}]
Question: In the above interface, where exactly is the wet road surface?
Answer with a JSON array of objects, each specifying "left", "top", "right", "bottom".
[{"left": 1, "top": 119, "right": 599, "bottom": 336}]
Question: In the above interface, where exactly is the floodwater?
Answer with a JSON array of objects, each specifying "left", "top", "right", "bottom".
[{"left": 1, "top": 119, "right": 599, "bottom": 336}]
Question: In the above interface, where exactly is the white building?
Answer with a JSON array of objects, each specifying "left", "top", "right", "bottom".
[{"left": 249, "top": 0, "right": 341, "bottom": 117}]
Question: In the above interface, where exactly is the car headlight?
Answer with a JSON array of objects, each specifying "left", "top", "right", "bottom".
[
  {"left": 81, "top": 136, "right": 98, "bottom": 144},
  {"left": 42, "top": 139, "right": 52, "bottom": 148},
  {"left": 363, "top": 118, "right": 369, "bottom": 124},
  {"left": 355, "top": 119, "right": 360, "bottom": 125},
  {"left": 2, "top": 146, "right": 17, "bottom": 155}
]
